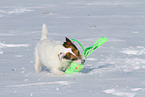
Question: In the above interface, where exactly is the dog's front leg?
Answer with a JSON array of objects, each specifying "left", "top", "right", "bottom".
[{"left": 51, "top": 68, "right": 66, "bottom": 75}]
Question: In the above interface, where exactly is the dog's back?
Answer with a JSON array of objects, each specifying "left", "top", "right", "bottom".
[{"left": 36, "top": 39, "right": 64, "bottom": 67}]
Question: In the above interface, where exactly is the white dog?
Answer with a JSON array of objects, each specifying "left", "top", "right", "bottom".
[{"left": 35, "top": 24, "right": 85, "bottom": 75}]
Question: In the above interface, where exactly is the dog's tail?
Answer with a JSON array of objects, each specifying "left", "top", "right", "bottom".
[{"left": 41, "top": 24, "right": 48, "bottom": 40}]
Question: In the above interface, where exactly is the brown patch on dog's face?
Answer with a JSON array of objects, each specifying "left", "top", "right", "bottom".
[
  {"left": 63, "top": 37, "right": 82, "bottom": 61},
  {"left": 63, "top": 52, "right": 78, "bottom": 61}
]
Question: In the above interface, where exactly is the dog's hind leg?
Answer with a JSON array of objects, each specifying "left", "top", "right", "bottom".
[{"left": 35, "top": 48, "right": 42, "bottom": 73}]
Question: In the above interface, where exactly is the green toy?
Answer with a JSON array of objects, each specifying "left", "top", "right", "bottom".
[{"left": 65, "top": 37, "right": 107, "bottom": 74}]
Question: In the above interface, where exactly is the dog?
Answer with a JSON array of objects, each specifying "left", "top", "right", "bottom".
[{"left": 35, "top": 24, "right": 85, "bottom": 75}]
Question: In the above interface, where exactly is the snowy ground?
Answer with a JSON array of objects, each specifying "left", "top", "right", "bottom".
[{"left": 0, "top": 0, "right": 145, "bottom": 97}]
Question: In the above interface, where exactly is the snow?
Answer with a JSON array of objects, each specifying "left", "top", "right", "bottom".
[
  {"left": 121, "top": 46, "right": 145, "bottom": 55},
  {"left": 5, "top": 81, "right": 71, "bottom": 88},
  {"left": 0, "top": 0, "right": 145, "bottom": 97}
]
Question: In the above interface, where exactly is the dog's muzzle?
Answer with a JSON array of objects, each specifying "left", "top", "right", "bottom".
[{"left": 81, "top": 59, "right": 85, "bottom": 64}]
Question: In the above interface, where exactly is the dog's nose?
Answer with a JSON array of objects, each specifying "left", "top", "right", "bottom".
[{"left": 81, "top": 59, "right": 85, "bottom": 64}]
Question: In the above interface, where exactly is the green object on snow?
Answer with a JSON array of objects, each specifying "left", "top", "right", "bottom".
[{"left": 65, "top": 37, "right": 107, "bottom": 74}]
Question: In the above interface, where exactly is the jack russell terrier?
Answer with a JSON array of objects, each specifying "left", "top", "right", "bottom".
[{"left": 35, "top": 24, "right": 85, "bottom": 75}]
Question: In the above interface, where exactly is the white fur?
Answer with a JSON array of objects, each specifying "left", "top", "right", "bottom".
[{"left": 35, "top": 24, "right": 81, "bottom": 75}]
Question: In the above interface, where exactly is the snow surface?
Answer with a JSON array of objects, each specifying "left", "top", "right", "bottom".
[{"left": 0, "top": 0, "right": 145, "bottom": 97}]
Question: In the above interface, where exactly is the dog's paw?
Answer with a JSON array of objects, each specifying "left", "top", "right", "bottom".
[{"left": 52, "top": 69, "right": 66, "bottom": 76}]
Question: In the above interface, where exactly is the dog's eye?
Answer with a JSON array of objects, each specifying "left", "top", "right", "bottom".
[
  {"left": 72, "top": 58, "right": 77, "bottom": 61},
  {"left": 64, "top": 55, "right": 70, "bottom": 59}
]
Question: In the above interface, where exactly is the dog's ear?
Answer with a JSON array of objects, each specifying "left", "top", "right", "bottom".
[
  {"left": 63, "top": 37, "right": 72, "bottom": 48},
  {"left": 65, "top": 37, "right": 72, "bottom": 45}
]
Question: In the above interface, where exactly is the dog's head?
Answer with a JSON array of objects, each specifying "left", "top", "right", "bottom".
[{"left": 60, "top": 37, "right": 85, "bottom": 64}]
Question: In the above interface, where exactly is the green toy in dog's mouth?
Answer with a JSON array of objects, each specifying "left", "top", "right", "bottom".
[{"left": 65, "top": 37, "right": 107, "bottom": 74}]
